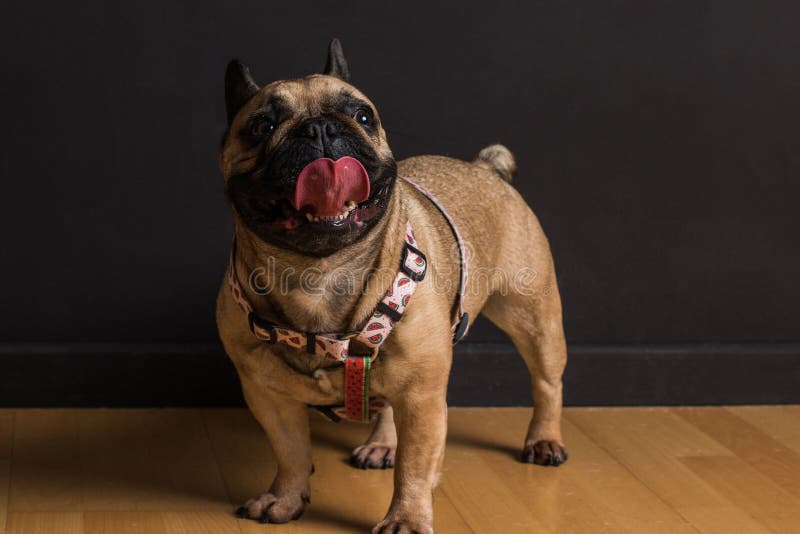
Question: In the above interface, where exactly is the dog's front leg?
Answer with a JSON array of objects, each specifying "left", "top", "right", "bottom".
[
  {"left": 373, "top": 366, "right": 448, "bottom": 534},
  {"left": 235, "top": 376, "right": 313, "bottom": 524}
]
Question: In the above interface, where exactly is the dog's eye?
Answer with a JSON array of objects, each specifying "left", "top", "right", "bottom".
[
  {"left": 250, "top": 118, "right": 276, "bottom": 138},
  {"left": 354, "top": 108, "right": 374, "bottom": 128}
]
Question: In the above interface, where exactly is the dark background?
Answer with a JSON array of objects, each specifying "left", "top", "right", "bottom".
[{"left": 1, "top": 2, "right": 798, "bottom": 405}]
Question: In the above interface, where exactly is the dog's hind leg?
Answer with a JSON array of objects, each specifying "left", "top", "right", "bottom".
[
  {"left": 350, "top": 405, "right": 397, "bottom": 469},
  {"left": 481, "top": 270, "right": 569, "bottom": 466}
]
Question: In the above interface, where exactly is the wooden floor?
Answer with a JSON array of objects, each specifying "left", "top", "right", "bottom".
[{"left": 1, "top": 407, "right": 799, "bottom": 533}]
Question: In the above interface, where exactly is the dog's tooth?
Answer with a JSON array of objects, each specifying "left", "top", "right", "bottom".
[
  {"left": 305, "top": 213, "right": 313, "bottom": 222},
  {"left": 345, "top": 200, "right": 356, "bottom": 210}
]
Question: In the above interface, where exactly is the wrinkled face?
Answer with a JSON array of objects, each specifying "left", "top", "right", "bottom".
[{"left": 220, "top": 72, "right": 396, "bottom": 257}]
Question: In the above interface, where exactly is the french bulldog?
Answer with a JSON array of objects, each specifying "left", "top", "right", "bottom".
[{"left": 217, "top": 39, "right": 568, "bottom": 534}]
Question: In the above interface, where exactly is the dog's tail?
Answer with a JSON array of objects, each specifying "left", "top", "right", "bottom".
[{"left": 474, "top": 144, "right": 517, "bottom": 182}]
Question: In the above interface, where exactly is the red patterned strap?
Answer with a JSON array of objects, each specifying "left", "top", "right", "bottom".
[
  {"left": 227, "top": 222, "right": 426, "bottom": 422},
  {"left": 344, "top": 356, "right": 371, "bottom": 421}
]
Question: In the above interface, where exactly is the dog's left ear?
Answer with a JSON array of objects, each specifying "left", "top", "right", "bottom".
[
  {"left": 323, "top": 38, "right": 350, "bottom": 81},
  {"left": 225, "top": 60, "right": 260, "bottom": 125}
]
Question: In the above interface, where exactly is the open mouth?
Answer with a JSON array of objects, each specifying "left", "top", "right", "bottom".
[
  {"left": 259, "top": 155, "right": 378, "bottom": 231},
  {"left": 239, "top": 156, "right": 388, "bottom": 232},
  {"left": 229, "top": 152, "right": 395, "bottom": 254}
]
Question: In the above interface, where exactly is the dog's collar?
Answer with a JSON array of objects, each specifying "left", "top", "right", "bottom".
[{"left": 227, "top": 220, "right": 427, "bottom": 422}]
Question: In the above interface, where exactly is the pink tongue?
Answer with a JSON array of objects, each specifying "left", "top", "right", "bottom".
[{"left": 292, "top": 157, "right": 370, "bottom": 217}]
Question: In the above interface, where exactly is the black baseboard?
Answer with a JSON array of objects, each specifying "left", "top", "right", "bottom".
[{"left": 1, "top": 342, "right": 798, "bottom": 407}]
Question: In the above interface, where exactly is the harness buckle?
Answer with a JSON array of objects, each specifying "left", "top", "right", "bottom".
[
  {"left": 248, "top": 313, "right": 277, "bottom": 344},
  {"left": 347, "top": 336, "right": 380, "bottom": 359},
  {"left": 376, "top": 301, "right": 403, "bottom": 322},
  {"left": 400, "top": 242, "right": 427, "bottom": 282}
]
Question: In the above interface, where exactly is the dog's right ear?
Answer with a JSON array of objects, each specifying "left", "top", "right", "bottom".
[
  {"left": 323, "top": 39, "right": 350, "bottom": 81},
  {"left": 225, "top": 60, "right": 260, "bottom": 125}
]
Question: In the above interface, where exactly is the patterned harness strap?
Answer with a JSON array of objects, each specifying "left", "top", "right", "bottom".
[
  {"left": 399, "top": 175, "right": 470, "bottom": 342},
  {"left": 227, "top": 221, "right": 427, "bottom": 422}
]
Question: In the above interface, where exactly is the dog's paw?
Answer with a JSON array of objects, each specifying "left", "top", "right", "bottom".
[
  {"left": 521, "top": 440, "right": 568, "bottom": 466},
  {"left": 372, "top": 517, "right": 433, "bottom": 534},
  {"left": 350, "top": 443, "right": 396, "bottom": 469},
  {"left": 234, "top": 490, "right": 310, "bottom": 524}
]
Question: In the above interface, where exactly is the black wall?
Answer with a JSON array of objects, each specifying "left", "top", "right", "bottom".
[{"left": 1, "top": 2, "right": 799, "bottom": 404}]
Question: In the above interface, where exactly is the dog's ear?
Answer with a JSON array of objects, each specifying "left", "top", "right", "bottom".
[
  {"left": 225, "top": 60, "right": 260, "bottom": 125},
  {"left": 323, "top": 38, "right": 350, "bottom": 81}
]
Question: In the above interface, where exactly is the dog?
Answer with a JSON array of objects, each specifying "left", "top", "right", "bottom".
[{"left": 217, "top": 39, "right": 568, "bottom": 534}]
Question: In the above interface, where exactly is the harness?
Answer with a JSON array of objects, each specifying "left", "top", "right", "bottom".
[{"left": 227, "top": 176, "right": 468, "bottom": 422}]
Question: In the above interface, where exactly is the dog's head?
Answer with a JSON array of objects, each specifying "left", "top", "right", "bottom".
[{"left": 220, "top": 39, "right": 396, "bottom": 257}]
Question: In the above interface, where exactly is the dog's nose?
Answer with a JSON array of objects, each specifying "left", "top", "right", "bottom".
[{"left": 298, "top": 117, "right": 339, "bottom": 145}]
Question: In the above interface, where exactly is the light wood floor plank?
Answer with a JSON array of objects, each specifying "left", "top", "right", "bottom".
[
  {"left": 727, "top": 405, "right": 800, "bottom": 454},
  {"left": 0, "top": 411, "right": 13, "bottom": 460},
  {"left": 77, "top": 409, "right": 229, "bottom": 512},
  {"left": 564, "top": 407, "right": 733, "bottom": 509},
  {"left": 162, "top": 511, "right": 241, "bottom": 534},
  {"left": 83, "top": 511, "right": 167, "bottom": 534},
  {"left": 0, "top": 460, "right": 9, "bottom": 534},
  {"left": 161, "top": 511, "right": 243, "bottom": 534},
  {"left": 6, "top": 512, "right": 84, "bottom": 534},
  {"left": 674, "top": 407, "right": 800, "bottom": 498},
  {"left": 443, "top": 408, "right": 583, "bottom": 534},
  {"left": 10, "top": 410, "right": 83, "bottom": 511},
  {"left": 515, "top": 409, "right": 699, "bottom": 533},
  {"left": 680, "top": 455, "right": 800, "bottom": 534},
  {"left": 448, "top": 408, "right": 698, "bottom": 534},
  {"left": 10, "top": 409, "right": 229, "bottom": 512},
  {"left": 0, "top": 411, "right": 13, "bottom": 534},
  {"left": 675, "top": 506, "right": 773, "bottom": 534},
  {"left": 566, "top": 407, "right": 733, "bottom": 459},
  {"left": 566, "top": 408, "right": 772, "bottom": 534},
  {"left": 81, "top": 511, "right": 242, "bottom": 534}
]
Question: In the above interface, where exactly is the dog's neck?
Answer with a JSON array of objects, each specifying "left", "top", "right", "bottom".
[{"left": 232, "top": 190, "right": 405, "bottom": 334}]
